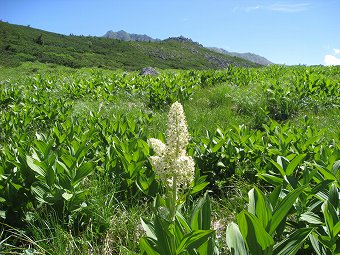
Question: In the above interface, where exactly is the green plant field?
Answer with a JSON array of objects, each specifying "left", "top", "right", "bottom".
[{"left": 0, "top": 63, "right": 339, "bottom": 254}]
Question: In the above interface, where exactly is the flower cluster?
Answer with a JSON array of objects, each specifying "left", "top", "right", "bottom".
[{"left": 148, "top": 102, "right": 194, "bottom": 189}]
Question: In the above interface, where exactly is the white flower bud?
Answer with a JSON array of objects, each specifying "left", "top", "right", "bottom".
[{"left": 148, "top": 138, "right": 166, "bottom": 155}]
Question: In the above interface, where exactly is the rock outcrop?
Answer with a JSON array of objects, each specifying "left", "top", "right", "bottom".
[{"left": 139, "top": 67, "right": 159, "bottom": 76}]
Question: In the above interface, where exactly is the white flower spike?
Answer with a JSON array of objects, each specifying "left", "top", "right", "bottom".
[{"left": 148, "top": 102, "right": 194, "bottom": 189}]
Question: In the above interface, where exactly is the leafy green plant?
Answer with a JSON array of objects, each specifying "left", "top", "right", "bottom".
[
  {"left": 0, "top": 141, "right": 34, "bottom": 225},
  {"left": 140, "top": 191, "right": 216, "bottom": 255},
  {"left": 304, "top": 183, "right": 340, "bottom": 255},
  {"left": 27, "top": 135, "right": 95, "bottom": 214},
  {"left": 226, "top": 186, "right": 310, "bottom": 255},
  {"left": 227, "top": 158, "right": 340, "bottom": 255}
]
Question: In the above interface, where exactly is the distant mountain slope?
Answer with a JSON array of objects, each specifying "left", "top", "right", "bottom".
[
  {"left": 103, "top": 30, "right": 272, "bottom": 66},
  {"left": 103, "top": 30, "right": 160, "bottom": 42},
  {"left": 0, "top": 22, "right": 260, "bottom": 70},
  {"left": 209, "top": 47, "right": 273, "bottom": 66}
]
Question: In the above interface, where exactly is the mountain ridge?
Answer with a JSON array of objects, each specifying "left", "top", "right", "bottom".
[
  {"left": 208, "top": 47, "right": 273, "bottom": 66},
  {"left": 103, "top": 30, "right": 273, "bottom": 65},
  {"left": 103, "top": 30, "right": 160, "bottom": 42}
]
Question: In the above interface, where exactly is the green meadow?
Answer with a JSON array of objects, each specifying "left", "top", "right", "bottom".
[{"left": 0, "top": 62, "right": 339, "bottom": 254}]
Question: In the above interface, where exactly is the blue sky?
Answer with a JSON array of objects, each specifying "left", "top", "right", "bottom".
[{"left": 1, "top": 0, "right": 340, "bottom": 65}]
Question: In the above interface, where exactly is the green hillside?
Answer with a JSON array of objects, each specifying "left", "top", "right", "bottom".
[{"left": 0, "top": 21, "right": 259, "bottom": 70}]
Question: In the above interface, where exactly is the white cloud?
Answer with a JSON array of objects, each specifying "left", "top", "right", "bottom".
[
  {"left": 333, "top": 48, "right": 340, "bottom": 54},
  {"left": 246, "top": 5, "right": 261, "bottom": 12},
  {"left": 246, "top": 3, "right": 310, "bottom": 13},
  {"left": 324, "top": 55, "right": 340, "bottom": 66},
  {"left": 268, "top": 3, "right": 310, "bottom": 13}
]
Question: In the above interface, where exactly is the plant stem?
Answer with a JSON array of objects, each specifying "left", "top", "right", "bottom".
[
  {"left": 171, "top": 176, "right": 177, "bottom": 221},
  {"left": 171, "top": 175, "right": 177, "bottom": 252}
]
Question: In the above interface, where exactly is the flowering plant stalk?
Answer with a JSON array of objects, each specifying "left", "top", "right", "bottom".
[
  {"left": 148, "top": 102, "right": 195, "bottom": 221},
  {"left": 139, "top": 102, "right": 217, "bottom": 255}
]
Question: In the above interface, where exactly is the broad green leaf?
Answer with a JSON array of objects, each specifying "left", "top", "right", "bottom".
[
  {"left": 10, "top": 181, "right": 23, "bottom": 191},
  {"left": 153, "top": 215, "right": 175, "bottom": 255},
  {"left": 286, "top": 154, "right": 306, "bottom": 176},
  {"left": 191, "top": 191, "right": 211, "bottom": 230},
  {"left": 60, "top": 154, "right": 75, "bottom": 169},
  {"left": 237, "top": 211, "right": 274, "bottom": 255},
  {"left": 34, "top": 140, "right": 52, "bottom": 160},
  {"left": 73, "top": 162, "right": 95, "bottom": 186},
  {"left": 27, "top": 156, "right": 46, "bottom": 177},
  {"left": 272, "top": 156, "right": 286, "bottom": 177},
  {"left": 191, "top": 176, "right": 209, "bottom": 195},
  {"left": 140, "top": 237, "right": 160, "bottom": 255},
  {"left": 309, "top": 231, "right": 328, "bottom": 255},
  {"left": 318, "top": 235, "right": 333, "bottom": 249},
  {"left": 309, "top": 233, "right": 326, "bottom": 255},
  {"left": 31, "top": 182, "right": 49, "bottom": 204},
  {"left": 190, "top": 182, "right": 209, "bottom": 195},
  {"left": 315, "top": 164, "right": 337, "bottom": 181},
  {"left": 273, "top": 227, "right": 314, "bottom": 255},
  {"left": 45, "top": 164, "right": 56, "bottom": 188},
  {"left": 315, "top": 191, "right": 329, "bottom": 202},
  {"left": 248, "top": 188, "right": 257, "bottom": 215},
  {"left": 217, "top": 161, "right": 226, "bottom": 168},
  {"left": 248, "top": 187, "right": 272, "bottom": 230},
  {"left": 174, "top": 217, "right": 185, "bottom": 243},
  {"left": 309, "top": 180, "right": 333, "bottom": 198},
  {"left": 133, "top": 150, "right": 140, "bottom": 162},
  {"left": 268, "top": 186, "right": 282, "bottom": 209},
  {"left": 137, "top": 174, "right": 154, "bottom": 192},
  {"left": 302, "top": 135, "right": 321, "bottom": 150},
  {"left": 332, "top": 160, "right": 340, "bottom": 172},
  {"left": 62, "top": 192, "right": 73, "bottom": 201},
  {"left": 212, "top": 139, "right": 225, "bottom": 153},
  {"left": 302, "top": 167, "right": 318, "bottom": 185},
  {"left": 34, "top": 139, "right": 47, "bottom": 152},
  {"left": 176, "top": 211, "right": 191, "bottom": 234},
  {"left": 56, "top": 159, "right": 68, "bottom": 174},
  {"left": 269, "top": 186, "right": 305, "bottom": 235},
  {"left": 322, "top": 202, "right": 339, "bottom": 238},
  {"left": 334, "top": 221, "right": 340, "bottom": 237},
  {"left": 196, "top": 237, "right": 217, "bottom": 255},
  {"left": 258, "top": 173, "right": 283, "bottom": 186},
  {"left": 300, "top": 211, "right": 323, "bottom": 225},
  {"left": 176, "top": 230, "right": 215, "bottom": 254},
  {"left": 329, "top": 183, "right": 339, "bottom": 209},
  {"left": 285, "top": 175, "right": 299, "bottom": 189},
  {"left": 216, "top": 128, "right": 224, "bottom": 138},
  {"left": 226, "top": 222, "right": 248, "bottom": 255}
]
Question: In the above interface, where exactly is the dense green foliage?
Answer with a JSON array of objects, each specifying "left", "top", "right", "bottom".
[
  {"left": 0, "top": 63, "right": 339, "bottom": 254},
  {"left": 0, "top": 21, "right": 258, "bottom": 70}
]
